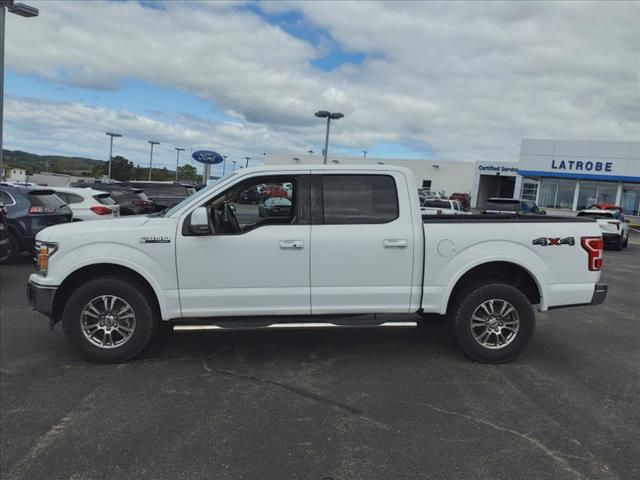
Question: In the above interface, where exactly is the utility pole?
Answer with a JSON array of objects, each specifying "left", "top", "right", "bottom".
[
  {"left": 314, "top": 111, "right": 344, "bottom": 164},
  {"left": 174, "top": 147, "right": 185, "bottom": 180},
  {"left": 0, "top": 0, "right": 39, "bottom": 179},
  {"left": 362, "top": 150, "right": 367, "bottom": 158},
  {"left": 105, "top": 132, "right": 122, "bottom": 181},
  {"left": 147, "top": 141, "right": 159, "bottom": 181}
]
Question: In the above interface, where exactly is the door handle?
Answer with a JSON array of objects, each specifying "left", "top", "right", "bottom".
[
  {"left": 280, "top": 240, "right": 304, "bottom": 250},
  {"left": 383, "top": 239, "right": 408, "bottom": 249}
]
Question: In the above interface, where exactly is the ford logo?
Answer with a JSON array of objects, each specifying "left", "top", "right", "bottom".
[{"left": 192, "top": 150, "right": 224, "bottom": 165}]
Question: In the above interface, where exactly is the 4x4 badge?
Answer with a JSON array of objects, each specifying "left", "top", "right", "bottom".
[{"left": 532, "top": 237, "right": 575, "bottom": 246}]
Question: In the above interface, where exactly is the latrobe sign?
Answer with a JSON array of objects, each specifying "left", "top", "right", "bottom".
[{"left": 551, "top": 159, "right": 613, "bottom": 173}]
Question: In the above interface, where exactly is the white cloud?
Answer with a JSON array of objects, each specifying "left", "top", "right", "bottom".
[{"left": 4, "top": 0, "right": 639, "bottom": 164}]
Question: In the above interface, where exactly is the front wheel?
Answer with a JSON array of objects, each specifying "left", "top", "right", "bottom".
[
  {"left": 451, "top": 283, "right": 535, "bottom": 363},
  {"left": 62, "top": 276, "right": 157, "bottom": 363}
]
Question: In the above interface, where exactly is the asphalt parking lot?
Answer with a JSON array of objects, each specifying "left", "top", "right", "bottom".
[{"left": 1, "top": 236, "right": 639, "bottom": 480}]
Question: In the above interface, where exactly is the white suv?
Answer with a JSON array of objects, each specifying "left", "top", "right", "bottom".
[
  {"left": 50, "top": 187, "right": 120, "bottom": 221},
  {"left": 577, "top": 209, "right": 629, "bottom": 250}
]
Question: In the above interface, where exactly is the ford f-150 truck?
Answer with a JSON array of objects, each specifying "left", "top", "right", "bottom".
[{"left": 27, "top": 165, "right": 607, "bottom": 364}]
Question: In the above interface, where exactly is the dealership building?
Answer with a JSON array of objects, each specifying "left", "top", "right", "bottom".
[{"left": 264, "top": 138, "right": 640, "bottom": 218}]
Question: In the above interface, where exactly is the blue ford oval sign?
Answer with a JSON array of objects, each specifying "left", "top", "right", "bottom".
[{"left": 192, "top": 150, "right": 224, "bottom": 165}]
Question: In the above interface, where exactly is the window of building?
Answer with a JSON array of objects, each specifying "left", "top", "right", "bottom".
[
  {"left": 538, "top": 178, "right": 576, "bottom": 209},
  {"left": 322, "top": 175, "right": 398, "bottom": 224},
  {"left": 520, "top": 179, "right": 538, "bottom": 202},
  {"left": 621, "top": 183, "right": 640, "bottom": 216},
  {"left": 577, "top": 181, "right": 619, "bottom": 210},
  {"left": 577, "top": 182, "right": 599, "bottom": 210}
]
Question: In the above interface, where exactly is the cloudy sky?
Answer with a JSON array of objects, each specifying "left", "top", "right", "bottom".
[{"left": 4, "top": 0, "right": 639, "bottom": 174}]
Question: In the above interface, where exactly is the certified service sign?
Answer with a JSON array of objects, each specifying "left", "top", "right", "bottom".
[{"left": 192, "top": 150, "right": 224, "bottom": 165}]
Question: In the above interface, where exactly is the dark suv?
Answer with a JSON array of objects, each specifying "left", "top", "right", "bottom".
[
  {"left": 122, "top": 182, "right": 192, "bottom": 212},
  {"left": 0, "top": 185, "right": 73, "bottom": 263}
]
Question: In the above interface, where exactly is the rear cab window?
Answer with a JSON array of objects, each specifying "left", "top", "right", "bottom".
[{"left": 320, "top": 175, "right": 399, "bottom": 224}]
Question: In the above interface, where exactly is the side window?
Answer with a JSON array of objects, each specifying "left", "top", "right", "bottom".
[
  {"left": 67, "top": 193, "right": 85, "bottom": 204},
  {"left": 204, "top": 176, "right": 300, "bottom": 234},
  {"left": 55, "top": 193, "right": 69, "bottom": 203},
  {"left": 321, "top": 175, "right": 399, "bottom": 224},
  {"left": 0, "top": 191, "right": 16, "bottom": 205}
]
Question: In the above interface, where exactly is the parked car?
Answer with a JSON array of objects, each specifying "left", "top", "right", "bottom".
[
  {"left": 0, "top": 202, "right": 8, "bottom": 262},
  {"left": 587, "top": 203, "right": 626, "bottom": 223},
  {"left": 261, "top": 185, "right": 288, "bottom": 199},
  {"left": 122, "top": 182, "right": 192, "bottom": 212},
  {"left": 0, "top": 185, "right": 72, "bottom": 263},
  {"left": 449, "top": 193, "right": 471, "bottom": 210},
  {"left": 28, "top": 165, "right": 606, "bottom": 364},
  {"left": 258, "top": 197, "right": 292, "bottom": 217},
  {"left": 69, "top": 183, "right": 155, "bottom": 215},
  {"left": 50, "top": 187, "right": 120, "bottom": 221},
  {"left": 482, "top": 198, "right": 546, "bottom": 215},
  {"left": 577, "top": 208, "right": 629, "bottom": 250},
  {"left": 421, "top": 199, "right": 469, "bottom": 215}
]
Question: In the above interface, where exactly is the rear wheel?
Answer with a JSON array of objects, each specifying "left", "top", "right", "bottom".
[
  {"left": 0, "top": 232, "right": 22, "bottom": 264},
  {"left": 451, "top": 283, "right": 535, "bottom": 363},
  {"left": 62, "top": 276, "right": 157, "bottom": 363},
  {"left": 623, "top": 233, "right": 629, "bottom": 248}
]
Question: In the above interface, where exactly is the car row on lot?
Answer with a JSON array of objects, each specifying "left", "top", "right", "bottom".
[{"left": 0, "top": 180, "right": 195, "bottom": 264}]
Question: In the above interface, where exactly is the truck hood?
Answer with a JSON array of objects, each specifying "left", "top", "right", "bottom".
[{"left": 36, "top": 216, "right": 152, "bottom": 243}]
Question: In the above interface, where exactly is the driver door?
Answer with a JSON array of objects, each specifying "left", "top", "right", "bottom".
[{"left": 176, "top": 173, "right": 311, "bottom": 318}]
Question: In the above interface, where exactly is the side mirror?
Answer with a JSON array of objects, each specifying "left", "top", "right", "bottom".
[{"left": 189, "top": 206, "right": 212, "bottom": 235}]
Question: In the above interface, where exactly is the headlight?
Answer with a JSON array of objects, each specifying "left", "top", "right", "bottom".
[{"left": 35, "top": 241, "right": 58, "bottom": 276}]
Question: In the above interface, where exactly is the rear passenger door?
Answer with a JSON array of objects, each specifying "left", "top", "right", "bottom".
[{"left": 310, "top": 172, "right": 416, "bottom": 314}]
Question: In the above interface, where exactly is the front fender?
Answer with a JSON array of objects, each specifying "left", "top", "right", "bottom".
[{"left": 36, "top": 242, "right": 179, "bottom": 320}]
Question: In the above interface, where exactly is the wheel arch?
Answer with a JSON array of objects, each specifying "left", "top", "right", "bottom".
[
  {"left": 52, "top": 263, "right": 162, "bottom": 325},
  {"left": 444, "top": 261, "right": 542, "bottom": 316}
]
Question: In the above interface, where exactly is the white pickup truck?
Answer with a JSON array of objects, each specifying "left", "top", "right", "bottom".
[{"left": 28, "top": 165, "right": 607, "bottom": 364}]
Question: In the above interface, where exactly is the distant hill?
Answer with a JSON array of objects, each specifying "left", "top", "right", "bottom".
[
  {"left": 2, "top": 149, "right": 105, "bottom": 175},
  {"left": 2, "top": 149, "right": 200, "bottom": 182}
]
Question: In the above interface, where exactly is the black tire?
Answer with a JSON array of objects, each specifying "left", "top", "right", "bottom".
[
  {"left": 623, "top": 234, "right": 628, "bottom": 248},
  {"left": 62, "top": 276, "right": 157, "bottom": 363},
  {"left": 451, "top": 283, "right": 535, "bottom": 364},
  {"left": 1, "top": 231, "right": 22, "bottom": 264}
]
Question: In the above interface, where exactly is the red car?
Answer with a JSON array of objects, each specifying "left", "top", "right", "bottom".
[
  {"left": 588, "top": 203, "right": 625, "bottom": 223},
  {"left": 262, "top": 186, "right": 288, "bottom": 199}
]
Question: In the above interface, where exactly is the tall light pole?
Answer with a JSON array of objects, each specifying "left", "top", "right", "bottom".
[
  {"left": 232, "top": 160, "right": 237, "bottom": 171},
  {"left": 0, "top": 1, "right": 39, "bottom": 180},
  {"left": 105, "top": 132, "right": 122, "bottom": 181},
  {"left": 174, "top": 147, "right": 185, "bottom": 180},
  {"left": 314, "top": 110, "right": 344, "bottom": 164},
  {"left": 362, "top": 150, "right": 367, "bottom": 158},
  {"left": 147, "top": 140, "right": 159, "bottom": 181},
  {"left": 222, "top": 155, "right": 228, "bottom": 176},
  {"left": 244, "top": 156, "right": 251, "bottom": 168}
]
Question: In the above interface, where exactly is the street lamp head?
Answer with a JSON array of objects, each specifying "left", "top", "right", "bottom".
[
  {"left": 314, "top": 110, "right": 330, "bottom": 118},
  {"left": 105, "top": 132, "right": 122, "bottom": 138},
  {"left": 175, "top": 147, "right": 185, "bottom": 151},
  {"left": 7, "top": 2, "right": 39, "bottom": 17},
  {"left": 330, "top": 112, "right": 344, "bottom": 120},
  {"left": 148, "top": 140, "right": 160, "bottom": 145}
]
